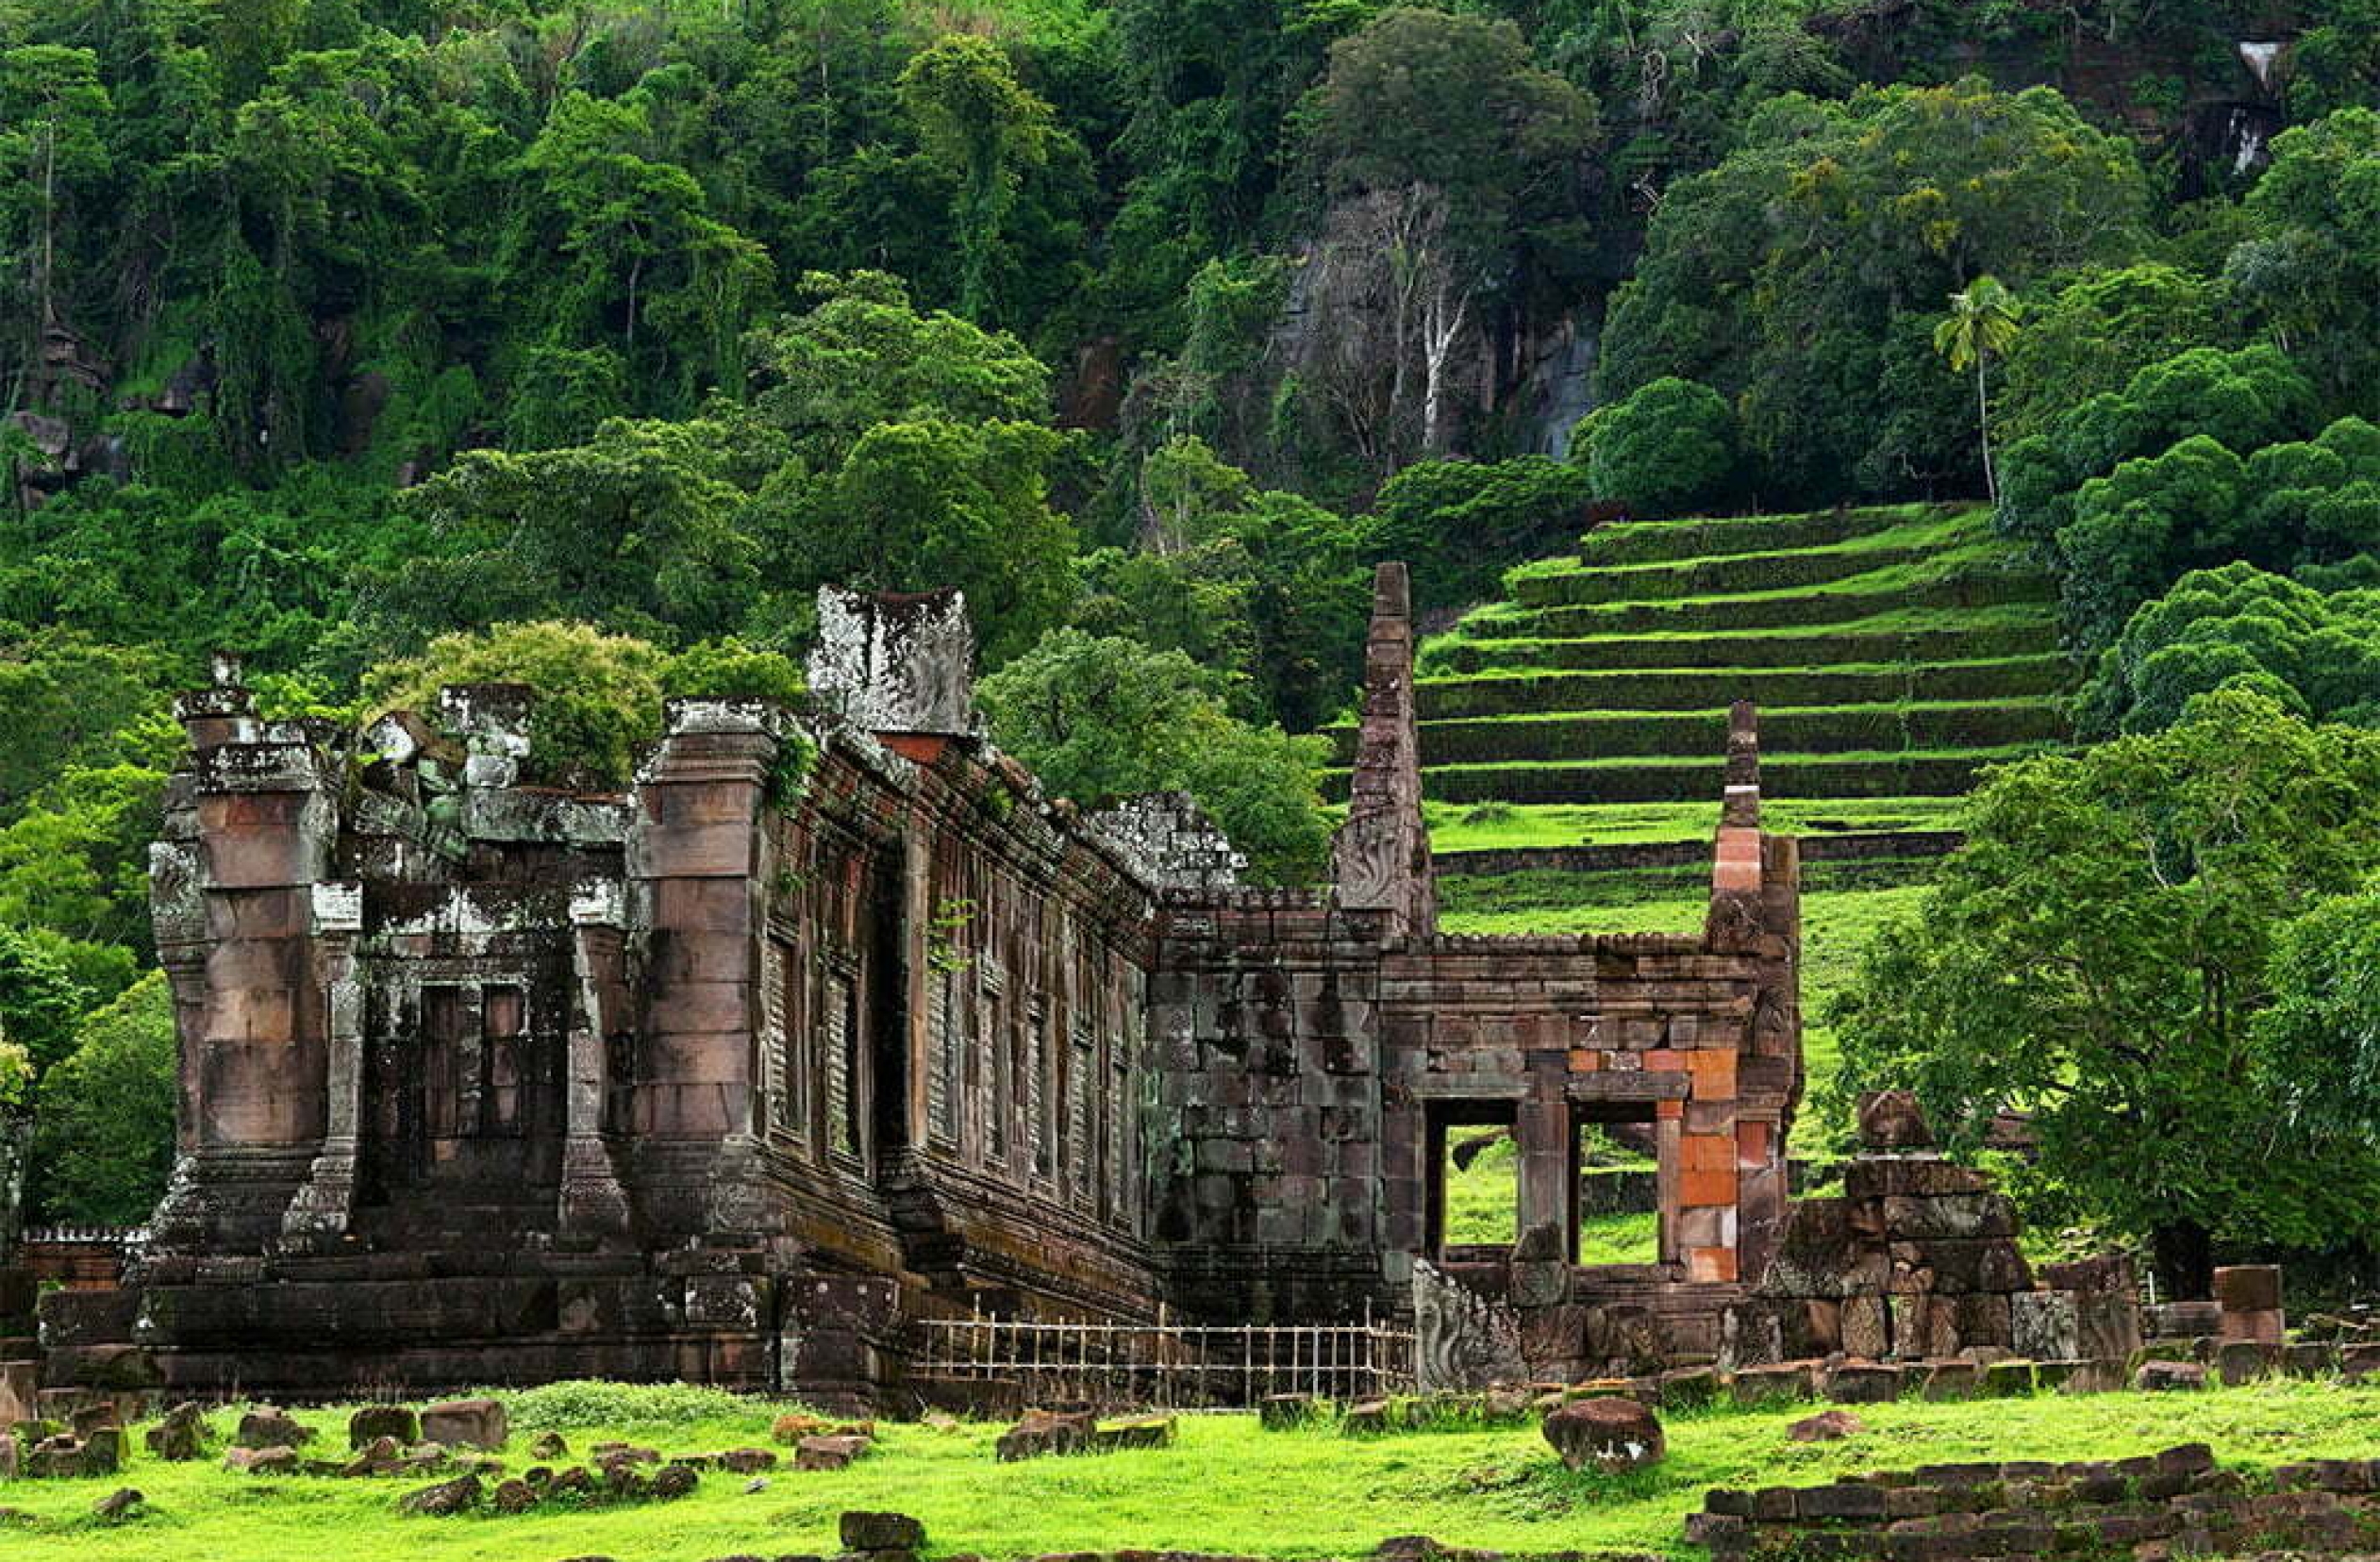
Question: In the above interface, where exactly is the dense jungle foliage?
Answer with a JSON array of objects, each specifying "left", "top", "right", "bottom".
[{"left": 4, "top": 0, "right": 2380, "bottom": 1285}]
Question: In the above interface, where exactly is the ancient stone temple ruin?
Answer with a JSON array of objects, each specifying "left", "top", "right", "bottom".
[{"left": 36, "top": 565, "right": 1937, "bottom": 1406}]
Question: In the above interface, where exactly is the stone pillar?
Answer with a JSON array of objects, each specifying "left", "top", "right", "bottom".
[
  {"left": 148, "top": 657, "right": 342, "bottom": 1252},
  {"left": 1332, "top": 563, "right": 1436, "bottom": 939},
  {"left": 629, "top": 697, "right": 785, "bottom": 1239},
  {"left": 559, "top": 881, "right": 632, "bottom": 1239},
  {"left": 280, "top": 884, "right": 365, "bottom": 1244},
  {"left": 1513, "top": 1093, "right": 1571, "bottom": 1252}
]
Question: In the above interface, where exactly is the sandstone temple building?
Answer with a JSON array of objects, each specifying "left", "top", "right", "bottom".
[{"left": 27, "top": 565, "right": 2135, "bottom": 1406}]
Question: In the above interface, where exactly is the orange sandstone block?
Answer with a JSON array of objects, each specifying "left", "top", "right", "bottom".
[
  {"left": 1681, "top": 1169, "right": 1738, "bottom": 1206},
  {"left": 1737, "top": 1121, "right": 1772, "bottom": 1168},
  {"left": 1644, "top": 1049, "right": 1685, "bottom": 1072},
  {"left": 1688, "top": 1246, "right": 1739, "bottom": 1284},
  {"left": 1656, "top": 1099, "right": 1684, "bottom": 1121},
  {"left": 1682, "top": 1134, "right": 1734, "bottom": 1172},
  {"left": 1567, "top": 1049, "right": 1603, "bottom": 1072},
  {"left": 1685, "top": 1051, "right": 1737, "bottom": 1097}
]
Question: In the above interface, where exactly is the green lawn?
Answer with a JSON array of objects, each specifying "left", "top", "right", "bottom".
[{"left": 13, "top": 1382, "right": 2380, "bottom": 1560}]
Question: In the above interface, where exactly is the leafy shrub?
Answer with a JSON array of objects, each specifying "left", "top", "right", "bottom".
[
  {"left": 1576, "top": 377, "right": 1739, "bottom": 519},
  {"left": 30, "top": 971, "right": 174, "bottom": 1223}
]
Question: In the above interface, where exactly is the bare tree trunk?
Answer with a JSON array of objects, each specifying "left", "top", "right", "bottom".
[
  {"left": 1421, "top": 273, "right": 1471, "bottom": 455},
  {"left": 1976, "top": 355, "right": 1996, "bottom": 505}
]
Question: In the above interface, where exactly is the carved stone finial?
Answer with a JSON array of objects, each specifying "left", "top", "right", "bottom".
[{"left": 209, "top": 651, "right": 245, "bottom": 690}]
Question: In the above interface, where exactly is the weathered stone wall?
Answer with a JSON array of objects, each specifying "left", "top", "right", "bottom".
[{"left": 84, "top": 569, "right": 1822, "bottom": 1403}]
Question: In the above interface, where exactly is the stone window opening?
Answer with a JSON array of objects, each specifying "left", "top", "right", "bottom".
[
  {"left": 1425, "top": 1102, "right": 1522, "bottom": 1262},
  {"left": 1573, "top": 1105, "right": 1663, "bottom": 1268}
]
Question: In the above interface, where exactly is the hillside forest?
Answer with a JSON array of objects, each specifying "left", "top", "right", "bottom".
[{"left": 6, "top": 0, "right": 2380, "bottom": 1293}]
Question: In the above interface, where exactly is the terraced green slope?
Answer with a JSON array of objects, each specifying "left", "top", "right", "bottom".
[
  {"left": 1327, "top": 501, "right": 2073, "bottom": 1104},
  {"left": 1327, "top": 502, "right": 2068, "bottom": 853}
]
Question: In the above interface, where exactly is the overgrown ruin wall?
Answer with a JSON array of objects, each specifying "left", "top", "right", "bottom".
[{"left": 43, "top": 567, "right": 1826, "bottom": 1405}]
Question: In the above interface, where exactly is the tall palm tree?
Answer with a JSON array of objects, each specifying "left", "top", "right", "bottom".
[{"left": 1934, "top": 275, "right": 2024, "bottom": 505}]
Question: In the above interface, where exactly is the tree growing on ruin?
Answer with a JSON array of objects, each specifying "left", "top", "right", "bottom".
[{"left": 1834, "top": 687, "right": 2380, "bottom": 1294}]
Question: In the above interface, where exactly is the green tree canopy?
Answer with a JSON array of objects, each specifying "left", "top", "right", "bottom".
[
  {"left": 977, "top": 628, "right": 1331, "bottom": 886},
  {"left": 1602, "top": 78, "right": 2148, "bottom": 500},
  {"left": 1833, "top": 689, "right": 2380, "bottom": 1291},
  {"left": 1576, "top": 377, "right": 1739, "bottom": 520},
  {"left": 29, "top": 970, "right": 175, "bottom": 1224},
  {"left": 2082, "top": 563, "right": 2380, "bottom": 737}
]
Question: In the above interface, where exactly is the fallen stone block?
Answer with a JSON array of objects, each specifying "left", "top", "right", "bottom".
[
  {"left": 1824, "top": 1365, "right": 1901, "bottom": 1404},
  {"left": 92, "top": 1487, "right": 142, "bottom": 1522},
  {"left": 1091, "top": 1415, "right": 1174, "bottom": 1452},
  {"left": 1258, "top": 1393, "right": 1316, "bottom": 1429},
  {"left": 2216, "top": 1339, "right": 2280, "bottom": 1387},
  {"left": 1730, "top": 1362, "right": 1816, "bottom": 1406},
  {"left": 996, "top": 1408, "right": 1094, "bottom": 1461},
  {"left": 397, "top": 1473, "right": 481, "bottom": 1516},
  {"left": 1789, "top": 1410, "right": 1863, "bottom": 1443},
  {"left": 1541, "top": 1395, "right": 1664, "bottom": 1472},
  {"left": 420, "top": 1398, "right": 507, "bottom": 1451},
  {"left": 349, "top": 1405, "right": 421, "bottom": 1449},
  {"left": 842, "top": 1511, "right": 926, "bottom": 1551},
  {"left": 795, "top": 1435, "right": 871, "bottom": 1471},
  {"left": 2134, "top": 1360, "right": 2207, "bottom": 1392},
  {"left": 224, "top": 1445, "right": 300, "bottom": 1474},
  {"left": 236, "top": 1406, "right": 312, "bottom": 1449}
]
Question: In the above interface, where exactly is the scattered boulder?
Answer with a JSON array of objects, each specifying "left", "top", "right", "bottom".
[
  {"left": 420, "top": 1398, "right": 508, "bottom": 1451},
  {"left": 2135, "top": 1360, "right": 2208, "bottom": 1391},
  {"left": 591, "top": 1441, "right": 660, "bottom": 1468},
  {"left": 237, "top": 1407, "right": 312, "bottom": 1450},
  {"left": 529, "top": 1430, "right": 570, "bottom": 1461},
  {"left": 1788, "top": 1410, "right": 1863, "bottom": 1443},
  {"left": 1856, "top": 1089, "right": 1936, "bottom": 1151},
  {"left": 795, "top": 1435, "right": 871, "bottom": 1471},
  {"left": 492, "top": 1477, "right": 540, "bottom": 1515},
  {"left": 144, "top": 1404, "right": 208, "bottom": 1462},
  {"left": 1542, "top": 1396, "right": 1666, "bottom": 1473},
  {"left": 921, "top": 1410, "right": 961, "bottom": 1433},
  {"left": 1091, "top": 1415, "right": 1175, "bottom": 1453},
  {"left": 92, "top": 1487, "right": 143, "bottom": 1522},
  {"left": 350, "top": 1405, "right": 421, "bottom": 1449},
  {"left": 773, "top": 1412, "right": 831, "bottom": 1444},
  {"left": 1341, "top": 1397, "right": 1400, "bottom": 1435},
  {"left": 713, "top": 1447, "right": 777, "bottom": 1474},
  {"left": 841, "top": 1511, "right": 926, "bottom": 1551},
  {"left": 397, "top": 1473, "right": 482, "bottom": 1516},
  {"left": 225, "top": 1445, "right": 300, "bottom": 1475},
  {"left": 995, "top": 1408, "right": 1094, "bottom": 1462},
  {"left": 650, "top": 1463, "right": 700, "bottom": 1501}
]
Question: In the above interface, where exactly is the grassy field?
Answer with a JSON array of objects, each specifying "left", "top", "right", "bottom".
[{"left": 11, "top": 1381, "right": 2380, "bottom": 1561}]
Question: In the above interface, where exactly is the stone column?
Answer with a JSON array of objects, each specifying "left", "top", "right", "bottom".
[
  {"left": 148, "top": 659, "right": 341, "bottom": 1252},
  {"left": 629, "top": 697, "right": 785, "bottom": 1239},
  {"left": 281, "top": 884, "right": 366, "bottom": 1244},
  {"left": 559, "top": 881, "right": 632, "bottom": 1239}
]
